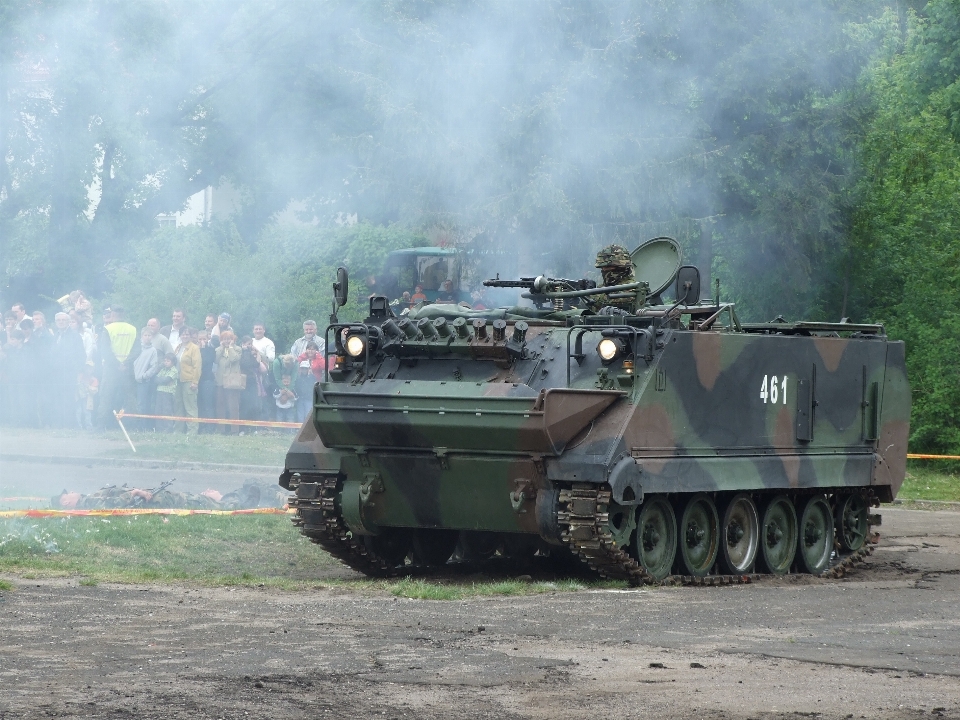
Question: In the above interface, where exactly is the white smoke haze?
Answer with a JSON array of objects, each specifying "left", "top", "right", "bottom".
[
  {"left": 0, "top": 0, "right": 886, "bottom": 319},
  {"left": 0, "top": 0, "right": 915, "bottom": 523}
]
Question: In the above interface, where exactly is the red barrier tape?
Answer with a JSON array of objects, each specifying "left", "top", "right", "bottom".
[
  {"left": 0, "top": 508, "right": 292, "bottom": 518},
  {"left": 907, "top": 454, "right": 960, "bottom": 460}
]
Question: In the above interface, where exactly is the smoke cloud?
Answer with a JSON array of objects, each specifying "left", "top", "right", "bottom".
[{"left": 1, "top": 0, "right": 882, "bottom": 318}]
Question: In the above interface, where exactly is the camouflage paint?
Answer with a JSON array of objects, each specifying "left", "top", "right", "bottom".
[{"left": 282, "top": 305, "right": 909, "bottom": 539}]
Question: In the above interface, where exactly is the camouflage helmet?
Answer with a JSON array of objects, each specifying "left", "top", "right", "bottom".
[{"left": 595, "top": 244, "right": 633, "bottom": 269}]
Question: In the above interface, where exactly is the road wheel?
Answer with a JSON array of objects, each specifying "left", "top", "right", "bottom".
[
  {"left": 835, "top": 493, "right": 868, "bottom": 552},
  {"left": 411, "top": 529, "right": 459, "bottom": 567},
  {"left": 719, "top": 493, "right": 759, "bottom": 574},
  {"left": 758, "top": 495, "right": 797, "bottom": 574},
  {"left": 796, "top": 495, "right": 834, "bottom": 575},
  {"left": 364, "top": 528, "right": 411, "bottom": 567},
  {"left": 676, "top": 493, "right": 719, "bottom": 577},
  {"left": 631, "top": 496, "right": 677, "bottom": 581}
]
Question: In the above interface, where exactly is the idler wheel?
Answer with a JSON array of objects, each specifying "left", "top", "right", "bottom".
[
  {"left": 676, "top": 493, "right": 719, "bottom": 577},
  {"left": 835, "top": 493, "right": 868, "bottom": 552},
  {"left": 364, "top": 528, "right": 411, "bottom": 567},
  {"left": 411, "top": 529, "right": 459, "bottom": 567},
  {"left": 758, "top": 495, "right": 797, "bottom": 574},
  {"left": 796, "top": 494, "right": 834, "bottom": 575},
  {"left": 719, "top": 493, "right": 760, "bottom": 574},
  {"left": 631, "top": 496, "right": 677, "bottom": 581}
]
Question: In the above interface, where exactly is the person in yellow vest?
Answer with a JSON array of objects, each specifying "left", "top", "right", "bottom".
[
  {"left": 96, "top": 306, "right": 139, "bottom": 430},
  {"left": 174, "top": 327, "right": 201, "bottom": 435}
]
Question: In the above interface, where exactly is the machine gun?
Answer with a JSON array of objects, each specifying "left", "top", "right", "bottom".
[
  {"left": 483, "top": 275, "right": 595, "bottom": 293},
  {"left": 483, "top": 274, "right": 647, "bottom": 311},
  {"left": 483, "top": 275, "right": 599, "bottom": 309}
]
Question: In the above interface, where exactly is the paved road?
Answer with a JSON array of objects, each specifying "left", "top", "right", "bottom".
[
  {"left": 1, "top": 506, "right": 958, "bottom": 719},
  {"left": 0, "top": 429, "right": 279, "bottom": 506}
]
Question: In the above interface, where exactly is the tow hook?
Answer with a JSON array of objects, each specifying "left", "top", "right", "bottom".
[{"left": 510, "top": 479, "right": 535, "bottom": 513}]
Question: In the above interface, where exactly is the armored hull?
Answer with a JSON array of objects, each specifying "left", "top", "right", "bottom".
[{"left": 281, "top": 296, "right": 909, "bottom": 583}]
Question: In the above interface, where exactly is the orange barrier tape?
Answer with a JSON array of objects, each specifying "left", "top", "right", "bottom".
[
  {"left": 907, "top": 454, "right": 960, "bottom": 461},
  {"left": 115, "top": 411, "right": 301, "bottom": 429},
  {"left": 0, "top": 508, "right": 293, "bottom": 518}
]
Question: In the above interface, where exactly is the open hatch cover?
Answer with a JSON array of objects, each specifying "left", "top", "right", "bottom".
[{"left": 630, "top": 236, "right": 683, "bottom": 296}]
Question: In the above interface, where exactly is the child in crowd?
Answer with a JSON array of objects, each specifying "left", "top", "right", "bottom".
[
  {"left": 295, "top": 360, "right": 315, "bottom": 422},
  {"left": 76, "top": 362, "right": 98, "bottom": 430},
  {"left": 297, "top": 341, "right": 324, "bottom": 382},
  {"left": 154, "top": 352, "right": 179, "bottom": 432},
  {"left": 273, "top": 373, "right": 298, "bottom": 424}
]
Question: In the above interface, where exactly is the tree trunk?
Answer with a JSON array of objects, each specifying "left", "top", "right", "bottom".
[{"left": 93, "top": 141, "right": 120, "bottom": 226}]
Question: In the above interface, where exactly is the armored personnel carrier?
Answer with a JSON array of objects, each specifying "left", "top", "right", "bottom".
[{"left": 281, "top": 238, "right": 910, "bottom": 583}]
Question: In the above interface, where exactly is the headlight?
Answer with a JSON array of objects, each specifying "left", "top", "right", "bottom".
[
  {"left": 345, "top": 334, "right": 366, "bottom": 357},
  {"left": 597, "top": 337, "right": 622, "bottom": 362}
]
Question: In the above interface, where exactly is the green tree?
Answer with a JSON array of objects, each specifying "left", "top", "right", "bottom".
[
  {"left": 0, "top": 0, "right": 228, "bottom": 300},
  {"left": 846, "top": 2, "right": 960, "bottom": 453},
  {"left": 109, "top": 221, "right": 425, "bottom": 349}
]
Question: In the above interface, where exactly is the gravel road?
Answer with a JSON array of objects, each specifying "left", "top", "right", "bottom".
[{"left": 1, "top": 506, "right": 959, "bottom": 719}]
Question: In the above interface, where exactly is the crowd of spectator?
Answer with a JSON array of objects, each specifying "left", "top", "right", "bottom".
[{"left": 0, "top": 294, "right": 328, "bottom": 435}]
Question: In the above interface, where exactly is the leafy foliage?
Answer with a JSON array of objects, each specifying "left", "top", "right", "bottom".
[
  {"left": 846, "top": 2, "right": 960, "bottom": 453},
  {"left": 109, "top": 221, "right": 424, "bottom": 348},
  {"left": 3, "top": 0, "right": 960, "bottom": 449}
]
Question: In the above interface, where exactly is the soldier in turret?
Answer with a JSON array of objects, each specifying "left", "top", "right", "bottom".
[{"left": 594, "top": 244, "right": 639, "bottom": 312}]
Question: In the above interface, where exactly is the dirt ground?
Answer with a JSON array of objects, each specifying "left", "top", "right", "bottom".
[{"left": 1, "top": 506, "right": 959, "bottom": 719}]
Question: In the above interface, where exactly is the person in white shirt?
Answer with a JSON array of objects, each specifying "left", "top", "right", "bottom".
[
  {"left": 161, "top": 309, "right": 187, "bottom": 348},
  {"left": 11, "top": 303, "right": 29, "bottom": 331},
  {"left": 251, "top": 322, "right": 276, "bottom": 361}
]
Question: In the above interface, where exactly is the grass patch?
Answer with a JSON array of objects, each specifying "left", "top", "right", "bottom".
[
  {"left": 899, "top": 463, "right": 960, "bottom": 502},
  {"left": 0, "top": 579, "right": 13, "bottom": 591},
  {"left": 387, "top": 577, "right": 620, "bottom": 600},
  {"left": 0, "top": 515, "right": 615, "bottom": 597},
  {"left": 114, "top": 430, "right": 293, "bottom": 466},
  {"left": 0, "top": 514, "right": 336, "bottom": 586}
]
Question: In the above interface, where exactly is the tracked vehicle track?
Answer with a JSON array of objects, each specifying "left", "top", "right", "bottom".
[
  {"left": 289, "top": 474, "right": 404, "bottom": 578},
  {"left": 288, "top": 473, "right": 876, "bottom": 585},
  {"left": 557, "top": 484, "right": 655, "bottom": 585},
  {"left": 557, "top": 482, "right": 877, "bottom": 587}
]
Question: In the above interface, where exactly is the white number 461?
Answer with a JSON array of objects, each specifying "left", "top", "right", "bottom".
[{"left": 760, "top": 375, "right": 787, "bottom": 405}]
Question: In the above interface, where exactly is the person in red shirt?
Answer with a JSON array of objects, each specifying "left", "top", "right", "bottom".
[
  {"left": 411, "top": 285, "right": 427, "bottom": 304},
  {"left": 297, "top": 341, "right": 325, "bottom": 381}
]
